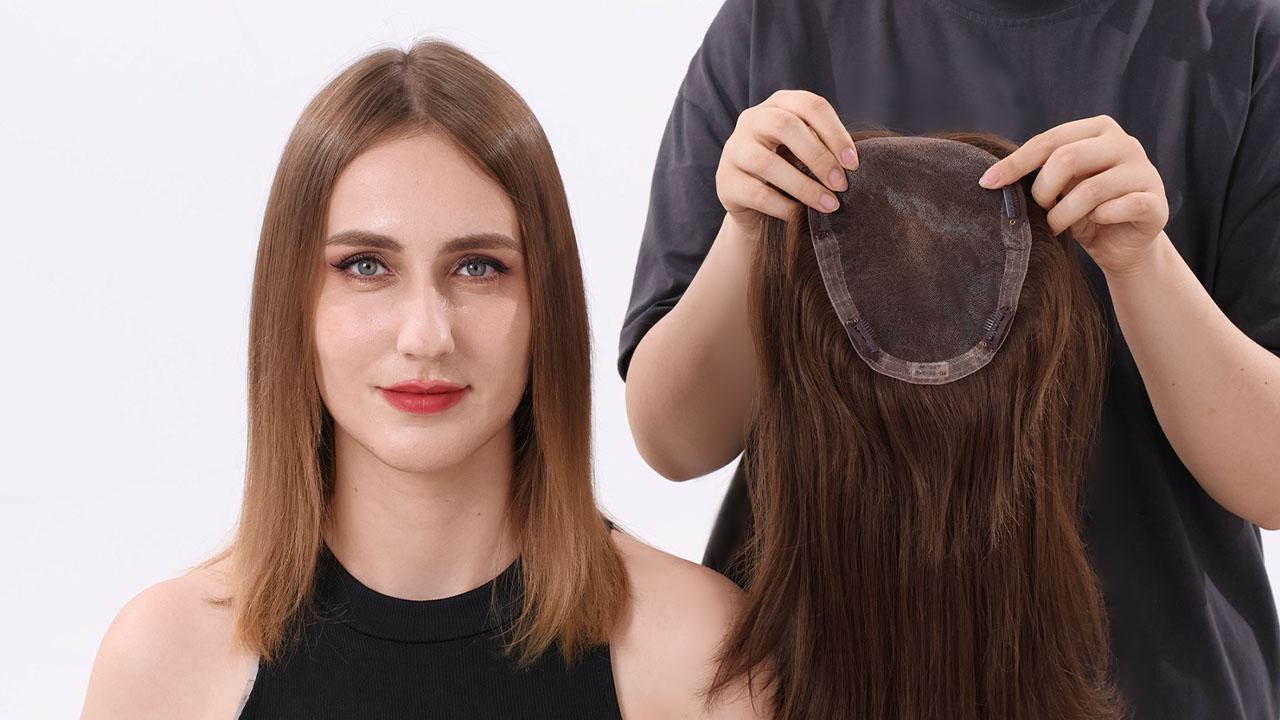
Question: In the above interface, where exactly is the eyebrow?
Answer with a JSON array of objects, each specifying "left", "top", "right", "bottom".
[{"left": 324, "top": 230, "right": 521, "bottom": 255}]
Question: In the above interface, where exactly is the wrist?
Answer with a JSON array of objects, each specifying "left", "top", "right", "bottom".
[{"left": 1101, "top": 231, "right": 1175, "bottom": 285}]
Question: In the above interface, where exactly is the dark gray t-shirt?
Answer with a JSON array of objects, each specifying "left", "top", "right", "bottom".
[{"left": 618, "top": 0, "right": 1280, "bottom": 717}]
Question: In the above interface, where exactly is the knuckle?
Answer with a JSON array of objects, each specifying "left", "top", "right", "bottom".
[
  {"left": 1045, "top": 208, "right": 1062, "bottom": 233},
  {"left": 774, "top": 89, "right": 803, "bottom": 107},
  {"left": 752, "top": 184, "right": 775, "bottom": 209},
  {"left": 1051, "top": 146, "right": 1077, "bottom": 172},
  {"left": 1079, "top": 179, "right": 1104, "bottom": 204},
  {"left": 1032, "top": 186, "right": 1054, "bottom": 207},
  {"left": 1139, "top": 193, "right": 1165, "bottom": 218},
  {"left": 1148, "top": 174, "right": 1167, "bottom": 195},
  {"left": 764, "top": 109, "right": 791, "bottom": 136},
  {"left": 808, "top": 146, "right": 835, "bottom": 172},
  {"left": 741, "top": 143, "right": 769, "bottom": 173}
]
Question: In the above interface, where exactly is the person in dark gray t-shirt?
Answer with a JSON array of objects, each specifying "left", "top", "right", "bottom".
[{"left": 619, "top": 1, "right": 1280, "bottom": 718}]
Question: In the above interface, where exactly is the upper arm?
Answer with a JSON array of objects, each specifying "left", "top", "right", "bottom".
[
  {"left": 609, "top": 531, "right": 768, "bottom": 719},
  {"left": 672, "top": 573, "right": 767, "bottom": 720},
  {"left": 618, "top": 0, "right": 755, "bottom": 382}
]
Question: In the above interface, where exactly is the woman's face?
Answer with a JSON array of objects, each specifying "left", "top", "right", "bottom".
[{"left": 314, "top": 129, "right": 530, "bottom": 474}]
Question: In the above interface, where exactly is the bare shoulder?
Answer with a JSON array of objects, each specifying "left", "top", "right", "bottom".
[
  {"left": 81, "top": 556, "right": 258, "bottom": 720},
  {"left": 609, "top": 529, "right": 767, "bottom": 720},
  {"left": 610, "top": 529, "right": 742, "bottom": 635}
]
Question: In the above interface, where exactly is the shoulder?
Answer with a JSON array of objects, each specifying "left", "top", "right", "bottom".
[
  {"left": 611, "top": 528, "right": 742, "bottom": 637},
  {"left": 81, "top": 556, "right": 258, "bottom": 720},
  {"left": 608, "top": 529, "right": 765, "bottom": 720}
]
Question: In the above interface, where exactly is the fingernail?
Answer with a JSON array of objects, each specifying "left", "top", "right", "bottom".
[
  {"left": 819, "top": 193, "right": 838, "bottom": 212},
  {"left": 978, "top": 167, "right": 999, "bottom": 188},
  {"left": 841, "top": 147, "right": 858, "bottom": 168},
  {"left": 828, "top": 167, "right": 847, "bottom": 191}
]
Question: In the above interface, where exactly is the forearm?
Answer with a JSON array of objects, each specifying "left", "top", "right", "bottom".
[
  {"left": 625, "top": 215, "right": 757, "bottom": 480},
  {"left": 1106, "top": 231, "right": 1280, "bottom": 529}
]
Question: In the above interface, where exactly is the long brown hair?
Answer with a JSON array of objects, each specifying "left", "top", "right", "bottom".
[
  {"left": 207, "top": 39, "right": 626, "bottom": 666},
  {"left": 711, "top": 130, "right": 1126, "bottom": 719}
]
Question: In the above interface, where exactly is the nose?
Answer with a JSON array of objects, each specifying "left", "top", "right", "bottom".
[{"left": 395, "top": 281, "right": 455, "bottom": 360}]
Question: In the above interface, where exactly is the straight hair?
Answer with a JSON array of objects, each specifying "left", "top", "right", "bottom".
[{"left": 711, "top": 130, "right": 1126, "bottom": 719}]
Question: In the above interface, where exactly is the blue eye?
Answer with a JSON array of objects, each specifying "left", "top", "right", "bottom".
[
  {"left": 455, "top": 255, "right": 508, "bottom": 281},
  {"left": 352, "top": 258, "right": 385, "bottom": 276},
  {"left": 459, "top": 258, "right": 491, "bottom": 277},
  {"left": 334, "top": 253, "right": 389, "bottom": 280}
]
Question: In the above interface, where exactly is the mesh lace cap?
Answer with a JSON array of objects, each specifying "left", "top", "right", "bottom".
[{"left": 804, "top": 136, "right": 1032, "bottom": 385}]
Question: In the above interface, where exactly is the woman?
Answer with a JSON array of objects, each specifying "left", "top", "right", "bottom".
[
  {"left": 708, "top": 130, "right": 1127, "bottom": 719},
  {"left": 81, "top": 40, "right": 761, "bottom": 720}
]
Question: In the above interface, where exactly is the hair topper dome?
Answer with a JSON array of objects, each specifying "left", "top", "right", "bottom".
[{"left": 804, "top": 136, "right": 1032, "bottom": 385}]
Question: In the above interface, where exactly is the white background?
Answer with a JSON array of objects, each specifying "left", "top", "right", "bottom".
[{"left": 1, "top": 2, "right": 1276, "bottom": 717}]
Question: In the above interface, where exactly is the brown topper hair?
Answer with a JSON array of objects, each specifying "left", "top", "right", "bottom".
[
  {"left": 204, "top": 39, "right": 627, "bottom": 666},
  {"left": 709, "top": 130, "right": 1127, "bottom": 719}
]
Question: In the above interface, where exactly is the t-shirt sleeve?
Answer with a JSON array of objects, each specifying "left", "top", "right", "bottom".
[
  {"left": 616, "top": 0, "right": 754, "bottom": 381},
  {"left": 1212, "top": 7, "right": 1280, "bottom": 356}
]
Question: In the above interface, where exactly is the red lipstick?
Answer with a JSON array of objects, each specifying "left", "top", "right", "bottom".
[{"left": 379, "top": 380, "right": 468, "bottom": 415}]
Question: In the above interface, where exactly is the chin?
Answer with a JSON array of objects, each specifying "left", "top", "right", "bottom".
[{"left": 373, "top": 431, "right": 478, "bottom": 473}]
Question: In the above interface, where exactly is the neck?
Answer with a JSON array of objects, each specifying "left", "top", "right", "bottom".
[{"left": 324, "top": 423, "right": 519, "bottom": 600}]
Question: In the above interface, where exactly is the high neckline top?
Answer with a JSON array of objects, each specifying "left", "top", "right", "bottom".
[
  {"left": 312, "top": 545, "right": 522, "bottom": 643},
  {"left": 237, "top": 546, "right": 623, "bottom": 719}
]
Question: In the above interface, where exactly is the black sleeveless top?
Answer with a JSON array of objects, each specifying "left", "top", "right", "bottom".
[{"left": 236, "top": 547, "right": 624, "bottom": 719}]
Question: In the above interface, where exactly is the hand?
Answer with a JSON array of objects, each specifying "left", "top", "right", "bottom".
[
  {"left": 978, "top": 114, "right": 1170, "bottom": 278},
  {"left": 716, "top": 90, "right": 859, "bottom": 234}
]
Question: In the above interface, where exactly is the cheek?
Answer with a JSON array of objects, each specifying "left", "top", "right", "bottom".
[
  {"left": 313, "top": 283, "right": 393, "bottom": 393},
  {"left": 455, "top": 293, "right": 532, "bottom": 384}
]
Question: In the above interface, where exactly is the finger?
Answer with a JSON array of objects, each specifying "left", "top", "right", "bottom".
[
  {"left": 737, "top": 142, "right": 840, "bottom": 213},
  {"left": 1046, "top": 164, "right": 1146, "bottom": 234},
  {"left": 980, "top": 115, "right": 1117, "bottom": 188},
  {"left": 766, "top": 90, "right": 859, "bottom": 172},
  {"left": 1029, "top": 135, "right": 1128, "bottom": 209},
  {"left": 1059, "top": 176, "right": 1084, "bottom": 199},
  {"left": 752, "top": 106, "right": 850, "bottom": 192},
  {"left": 730, "top": 176, "right": 803, "bottom": 220},
  {"left": 1089, "top": 191, "right": 1165, "bottom": 226}
]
